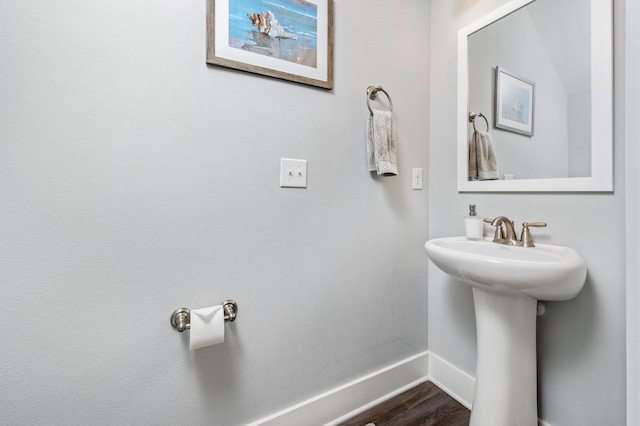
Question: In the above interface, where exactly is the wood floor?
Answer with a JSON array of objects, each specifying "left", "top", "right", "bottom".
[{"left": 337, "top": 381, "right": 470, "bottom": 426}]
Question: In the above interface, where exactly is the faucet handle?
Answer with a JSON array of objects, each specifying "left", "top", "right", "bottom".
[
  {"left": 521, "top": 222, "right": 547, "bottom": 247},
  {"left": 524, "top": 222, "right": 547, "bottom": 228},
  {"left": 484, "top": 217, "right": 504, "bottom": 239}
]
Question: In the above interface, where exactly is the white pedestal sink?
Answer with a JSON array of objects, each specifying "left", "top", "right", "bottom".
[{"left": 425, "top": 237, "right": 587, "bottom": 426}]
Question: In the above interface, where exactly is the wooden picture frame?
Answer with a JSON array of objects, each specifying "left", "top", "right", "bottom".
[
  {"left": 207, "top": 0, "right": 333, "bottom": 89},
  {"left": 495, "top": 66, "right": 535, "bottom": 136}
]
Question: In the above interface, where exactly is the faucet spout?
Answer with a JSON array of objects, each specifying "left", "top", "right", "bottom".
[{"left": 491, "top": 216, "right": 518, "bottom": 243}]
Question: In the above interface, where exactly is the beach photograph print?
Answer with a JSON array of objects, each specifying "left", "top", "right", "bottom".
[
  {"left": 229, "top": 0, "right": 318, "bottom": 68},
  {"left": 207, "top": 0, "right": 332, "bottom": 89}
]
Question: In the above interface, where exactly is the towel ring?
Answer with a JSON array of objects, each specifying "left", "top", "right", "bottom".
[
  {"left": 367, "top": 86, "right": 393, "bottom": 114},
  {"left": 468, "top": 112, "right": 489, "bottom": 132}
]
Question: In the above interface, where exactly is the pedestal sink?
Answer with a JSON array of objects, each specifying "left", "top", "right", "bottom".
[{"left": 425, "top": 237, "right": 587, "bottom": 426}]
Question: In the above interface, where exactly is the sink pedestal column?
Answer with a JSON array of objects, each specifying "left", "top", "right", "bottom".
[{"left": 470, "top": 288, "right": 538, "bottom": 426}]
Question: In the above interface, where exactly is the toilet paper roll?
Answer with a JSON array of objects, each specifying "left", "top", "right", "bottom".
[{"left": 189, "top": 305, "right": 225, "bottom": 350}]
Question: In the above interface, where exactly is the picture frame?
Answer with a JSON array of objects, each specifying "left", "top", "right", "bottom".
[
  {"left": 494, "top": 66, "right": 535, "bottom": 136},
  {"left": 207, "top": 0, "right": 333, "bottom": 89}
]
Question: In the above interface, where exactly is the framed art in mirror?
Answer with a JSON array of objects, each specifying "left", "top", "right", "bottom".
[{"left": 495, "top": 66, "right": 535, "bottom": 137}]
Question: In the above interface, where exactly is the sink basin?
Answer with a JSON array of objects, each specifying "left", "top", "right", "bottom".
[
  {"left": 425, "top": 236, "right": 587, "bottom": 426},
  {"left": 425, "top": 236, "right": 586, "bottom": 300}
]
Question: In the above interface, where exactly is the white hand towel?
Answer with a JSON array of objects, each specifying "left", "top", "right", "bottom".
[
  {"left": 367, "top": 109, "right": 398, "bottom": 176},
  {"left": 469, "top": 130, "right": 499, "bottom": 180}
]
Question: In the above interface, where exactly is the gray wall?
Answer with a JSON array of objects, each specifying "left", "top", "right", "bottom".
[
  {"left": 430, "top": 1, "right": 626, "bottom": 425},
  {"left": 626, "top": 0, "right": 640, "bottom": 423},
  {"left": 0, "top": 0, "right": 430, "bottom": 424},
  {"left": 568, "top": 90, "right": 592, "bottom": 178}
]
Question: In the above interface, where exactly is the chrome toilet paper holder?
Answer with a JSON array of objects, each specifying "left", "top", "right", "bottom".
[{"left": 170, "top": 300, "right": 238, "bottom": 332}]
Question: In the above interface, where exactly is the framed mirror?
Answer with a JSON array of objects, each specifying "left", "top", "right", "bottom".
[{"left": 457, "top": 0, "right": 613, "bottom": 192}]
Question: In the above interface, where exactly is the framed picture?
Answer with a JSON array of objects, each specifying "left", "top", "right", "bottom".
[
  {"left": 494, "top": 66, "right": 535, "bottom": 136},
  {"left": 207, "top": 0, "right": 333, "bottom": 89}
]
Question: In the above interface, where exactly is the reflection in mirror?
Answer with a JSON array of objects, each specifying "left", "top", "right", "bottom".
[
  {"left": 457, "top": 0, "right": 613, "bottom": 192},
  {"left": 469, "top": 0, "right": 590, "bottom": 179}
]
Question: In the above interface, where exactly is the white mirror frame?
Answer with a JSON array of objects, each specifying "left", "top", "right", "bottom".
[{"left": 457, "top": 0, "right": 613, "bottom": 192}]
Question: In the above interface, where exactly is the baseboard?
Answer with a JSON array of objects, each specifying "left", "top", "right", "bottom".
[
  {"left": 427, "top": 351, "right": 553, "bottom": 426},
  {"left": 426, "top": 351, "right": 475, "bottom": 409},
  {"left": 248, "top": 350, "right": 553, "bottom": 426},
  {"left": 247, "top": 351, "right": 429, "bottom": 426}
]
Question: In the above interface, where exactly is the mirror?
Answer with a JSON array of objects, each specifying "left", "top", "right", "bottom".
[{"left": 457, "top": 0, "right": 613, "bottom": 192}]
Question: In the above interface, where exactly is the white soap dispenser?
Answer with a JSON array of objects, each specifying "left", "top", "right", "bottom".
[{"left": 465, "top": 204, "right": 483, "bottom": 240}]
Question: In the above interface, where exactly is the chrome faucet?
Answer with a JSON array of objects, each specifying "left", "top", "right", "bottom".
[{"left": 484, "top": 216, "right": 547, "bottom": 247}]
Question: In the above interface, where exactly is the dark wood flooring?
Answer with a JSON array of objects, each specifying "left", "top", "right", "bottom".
[{"left": 337, "top": 381, "right": 470, "bottom": 426}]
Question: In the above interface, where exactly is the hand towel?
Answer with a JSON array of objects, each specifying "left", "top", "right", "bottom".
[
  {"left": 469, "top": 130, "right": 499, "bottom": 180},
  {"left": 367, "top": 109, "right": 398, "bottom": 176}
]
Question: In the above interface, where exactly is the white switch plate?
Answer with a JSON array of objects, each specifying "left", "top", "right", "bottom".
[
  {"left": 412, "top": 168, "right": 423, "bottom": 190},
  {"left": 280, "top": 158, "right": 307, "bottom": 188}
]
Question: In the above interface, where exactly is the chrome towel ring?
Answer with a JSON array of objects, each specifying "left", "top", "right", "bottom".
[
  {"left": 468, "top": 112, "right": 489, "bottom": 132},
  {"left": 367, "top": 85, "right": 393, "bottom": 114}
]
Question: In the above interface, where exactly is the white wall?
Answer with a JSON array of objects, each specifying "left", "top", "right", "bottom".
[
  {"left": 429, "top": 1, "right": 626, "bottom": 425},
  {"left": 0, "top": 1, "right": 430, "bottom": 424}
]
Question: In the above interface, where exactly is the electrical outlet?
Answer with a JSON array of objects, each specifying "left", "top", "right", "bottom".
[
  {"left": 412, "top": 168, "right": 423, "bottom": 190},
  {"left": 280, "top": 158, "right": 307, "bottom": 188}
]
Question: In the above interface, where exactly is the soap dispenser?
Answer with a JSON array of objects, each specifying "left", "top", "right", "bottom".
[{"left": 465, "top": 204, "right": 483, "bottom": 240}]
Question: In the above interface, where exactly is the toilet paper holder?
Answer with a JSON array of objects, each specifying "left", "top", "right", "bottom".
[{"left": 170, "top": 300, "right": 238, "bottom": 332}]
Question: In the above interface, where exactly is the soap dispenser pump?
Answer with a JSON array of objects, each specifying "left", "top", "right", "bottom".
[{"left": 465, "top": 204, "right": 483, "bottom": 241}]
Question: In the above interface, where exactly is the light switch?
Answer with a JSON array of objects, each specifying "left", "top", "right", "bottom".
[
  {"left": 280, "top": 158, "right": 307, "bottom": 188},
  {"left": 412, "top": 168, "right": 423, "bottom": 190}
]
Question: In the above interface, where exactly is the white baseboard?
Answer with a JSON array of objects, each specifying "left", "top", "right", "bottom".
[
  {"left": 427, "top": 351, "right": 553, "bottom": 426},
  {"left": 247, "top": 351, "right": 429, "bottom": 426},
  {"left": 248, "top": 350, "right": 553, "bottom": 426},
  {"left": 426, "top": 351, "right": 475, "bottom": 409}
]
